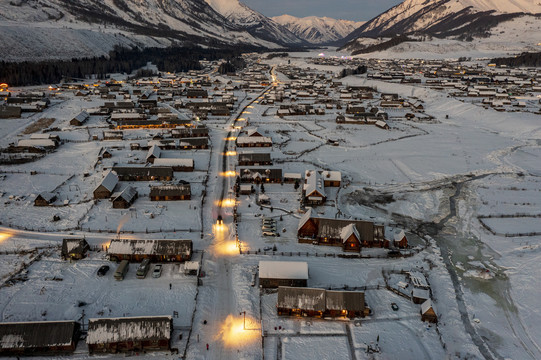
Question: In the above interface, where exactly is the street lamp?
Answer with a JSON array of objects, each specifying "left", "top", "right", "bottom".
[{"left": 240, "top": 311, "right": 246, "bottom": 330}]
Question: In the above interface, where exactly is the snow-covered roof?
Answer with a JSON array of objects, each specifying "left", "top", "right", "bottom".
[
  {"left": 283, "top": 173, "right": 302, "bottom": 179},
  {"left": 146, "top": 145, "right": 161, "bottom": 160},
  {"left": 87, "top": 316, "right": 172, "bottom": 345},
  {"left": 321, "top": 170, "right": 341, "bottom": 182},
  {"left": 259, "top": 261, "right": 308, "bottom": 280},
  {"left": 421, "top": 299, "right": 435, "bottom": 315},
  {"left": 152, "top": 158, "right": 194, "bottom": 167},
  {"left": 113, "top": 186, "right": 137, "bottom": 203},
  {"left": 326, "top": 290, "right": 364, "bottom": 311},
  {"left": 304, "top": 170, "right": 326, "bottom": 197},
  {"left": 394, "top": 229, "right": 406, "bottom": 242},
  {"left": 340, "top": 223, "right": 359, "bottom": 243},
  {"left": 277, "top": 287, "right": 325, "bottom": 311},
  {"left": 297, "top": 208, "right": 313, "bottom": 231},
  {"left": 408, "top": 270, "right": 429, "bottom": 289},
  {"left": 236, "top": 136, "right": 272, "bottom": 144},
  {"left": 184, "top": 261, "right": 199, "bottom": 271},
  {"left": 108, "top": 239, "right": 192, "bottom": 256},
  {"left": 18, "top": 139, "right": 56, "bottom": 148},
  {"left": 98, "top": 170, "right": 119, "bottom": 193}
]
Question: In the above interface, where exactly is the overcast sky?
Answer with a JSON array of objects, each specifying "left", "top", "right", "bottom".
[{"left": 241, "top": 0, "right": 403, "bottom": 21}]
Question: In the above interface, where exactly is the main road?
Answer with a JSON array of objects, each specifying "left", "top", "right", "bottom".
[{"left": 186, "top": 66, "right": 275, "bottom": 359}]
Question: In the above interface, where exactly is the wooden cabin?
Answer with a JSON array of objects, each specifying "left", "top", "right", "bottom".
[
  {"left": 238, "top": 152, "right": 272, "bottom": 166},
  {"left": 112, "top": 186, "right": 138, "bottom": 209},
  {"left": 34, "top": 192, "right": 56, "bottom": 206},
  {"left": 93, "top": 171, "right": 119, "bottom": 199},
  {"left": 61, "top": 238, "right": 90, "bottom": 260},
  {"left": 421, "top": 299, "right": 437, "bottom": 323},
  {"left": 112, "top": 166, "right": 173, "bottom": 181}
]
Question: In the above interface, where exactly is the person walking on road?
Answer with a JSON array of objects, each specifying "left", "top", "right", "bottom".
[{"left": 206, "top": 343, "right": 209, "bottom": 351}]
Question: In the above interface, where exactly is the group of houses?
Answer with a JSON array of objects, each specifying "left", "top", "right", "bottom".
[
  {"left": 297, "top": 209, "right": 407, "bottom": 253},
  {"left": 0, "top": 316, "right": 173, "bottom": 356}
]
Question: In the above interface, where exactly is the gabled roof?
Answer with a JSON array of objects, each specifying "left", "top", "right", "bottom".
[
  {"left": 37, "top": 192, "right": 56, "bottom": 203},
  {"left": 340, "top": 223, "right": 359, "bottom": 243},
  {"left": 297, "top": 208, "right": 313, "bottom": 231},
  {"left": 97, "top": 170, "right": 118, "bottom": 192},
  {"left": 113, "top": 186, "right": 137, "bottom": 203},
  {"left": 62, "top": 238, "right": 89, "bottom": 256},
  {"left": 421, "top": 299, "right": 435, "bottom": 315},
  {"left": 146, "top": 145, "right": 161, "bottom": 161},
  {"left": 304, "top": 170, "right": 326, "bottom": 198},
  {"left": 72, "top": 111, "right": 89, "bottom": 123},
  {"left": 321, "top": 170, "right": 341, "bottom": 182}
]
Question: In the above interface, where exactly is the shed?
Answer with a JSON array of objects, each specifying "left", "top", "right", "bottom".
[
  {"left": 184, "top": 261, "right": 199, "bottom": 275},
  {"left": 34, "top": 192, "right": 57, "bottom": 206},
  {"left": 61, "top": 238, "right": 90, "bottom": 260},
  {"left": 239, "top": 184, "right": 253, "bottom": 195},
  {"left": 421, "top": 299, "right": 437, "bottom": 323},
  {"left": 87, "top": 316, "right": 171, "bottom": 354},
  {"left": 0, "top": 320, "right": 80, "bottom": 356},
  {"left": 259, "top": 261, "right": 308, "bottom": 288}
]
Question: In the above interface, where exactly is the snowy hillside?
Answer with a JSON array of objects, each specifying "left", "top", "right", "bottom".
[
  {"left": 347, "top": 14, "right": 541, "bottom": 58},
  {"left": 205, "top": 0, "right": 304, "bottom": 45},
  {"left": 342, "top": 0, "right": 541, "bottom": 45},
  {"left": 0, "top": 0, "right": 294, "bottom": 61},
  {"left": 272, "top": 14, "right": 365, "bottom": 44}
]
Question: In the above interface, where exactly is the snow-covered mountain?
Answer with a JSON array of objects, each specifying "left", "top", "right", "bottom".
[
  {"left": 0, "top": 0, "right": 302, "bottom": 61},
  {"left": 342, "top": 0, "right": 541, "bottom": 45},
  {"left": 205, "top": 0, "right": 304, "bottom": 45},
  {"left": 272, "top": 15, "right": 364, "bottom": 44}
]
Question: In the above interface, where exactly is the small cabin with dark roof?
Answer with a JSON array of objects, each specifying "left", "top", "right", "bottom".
[
  {"left": 112, "top": 186, "right": 138, "bottom": 209},
  {"left": 87, "top": 316, "right": 171, "bottom": 354},
  {"left": 61, "top": 238, "right": 90, "bottom": 260},
  {"left": 70, "top": 111, "right": 90, "bottom": 126},
  {"left": 0, "top": 320, "right": 80, "bottom": 356},
  {"left": 93, "top": 171, "right": 119, "bottom": 199},
  {"left": 34, "top": 192, "right": 57, "bottom": 206}
]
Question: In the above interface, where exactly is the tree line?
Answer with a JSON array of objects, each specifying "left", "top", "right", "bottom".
[
  {"left": 0, "top": 46, "right": 250, "bottom": 86},
  {"left": 491, "top": 51, "right": 541, "bottom": 68}
]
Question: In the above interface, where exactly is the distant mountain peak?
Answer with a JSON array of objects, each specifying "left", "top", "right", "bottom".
[{"left": 272, "top": 14, "right": 364, "bottom": 45}]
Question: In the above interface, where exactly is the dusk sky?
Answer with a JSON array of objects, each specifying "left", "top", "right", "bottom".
[{"left": 241, "top": 0, "right": 404, "bottom": 21}]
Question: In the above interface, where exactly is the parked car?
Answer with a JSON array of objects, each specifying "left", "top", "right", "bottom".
[
  {"left": 262, "top": 231, "right": 278, "bottom": 237},
  {"left": 136, "top": 259, "right": 151, "bottom": 279},
  {"left": 263, "top": 246, "right": 273, "bottom": 251},
  {"left": 262, "top": 218, "right": 275, "bottom": 224},
  {"left": 152, "top": 264, "right": 163, "bottom": 278},
  {"left": 97, "top": 265, "right": 110, "bottom": 277},
  {"left": 391, "top": 302, "right": 399, "bottom": 311},
  {"left": 262, "top": 225, "right": 277, "bottom": 231}
]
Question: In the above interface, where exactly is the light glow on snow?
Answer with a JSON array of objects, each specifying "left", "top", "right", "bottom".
[
  {"left": 0, "top": 231, "right": 13, "bottom": 243},
  {"left": 220, "top": 171, "right": 237, "bottom": 177},
  {"left": 224, "top": 137, "right": 237, "bottom": 141},
  {"left": 224, "top": 151, "right": 237, "bottom": 156},
  {"left": 219, "top": 314, "right": 259, "bottom": 347},
  {"left": 215, "top": 198, "right": 236, "bottom": 208}
]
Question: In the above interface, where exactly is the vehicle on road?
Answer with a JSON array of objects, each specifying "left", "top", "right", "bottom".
[
  {"left": 152, "top": 264, "right": 163, "bottom": 278},
  {"left": 97, "top": 265, "right": 110, "bottom": 277},
  {"left": 114, "top": 260, "right": 129, "bottom": 281},
  {"left": 136, "top": 259, "right": 151, "bottom": 279},
  {"left": 391, "top": 302, "right": 399, "bottom": 311}
]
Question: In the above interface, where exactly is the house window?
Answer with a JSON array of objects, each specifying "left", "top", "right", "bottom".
[{"left": 350, "top": 243, "right": 355, "bottom": 248}]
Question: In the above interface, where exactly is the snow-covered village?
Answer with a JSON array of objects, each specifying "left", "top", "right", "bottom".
[{"left": 1, "top": 0, "right": 541, "bottom": 360}]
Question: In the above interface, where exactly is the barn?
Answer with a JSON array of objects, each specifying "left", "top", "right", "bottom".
[
  {"left": 108, "top": 239, "right": 192, "bottom": 262},
  {"left": 258, "top": 261, "right": 308, "bottom": 288},
  {"left": 0, "top": 321, "right": 80, "bottom": 356},
  {"left": 87, "top": 316, "right": 172, "bottom": 354}
]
